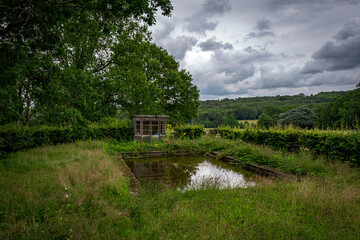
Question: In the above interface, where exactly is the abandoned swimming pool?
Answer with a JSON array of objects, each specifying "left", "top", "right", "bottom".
[{"left": 124, "top": 155, "right": 256, "bottom": 190}]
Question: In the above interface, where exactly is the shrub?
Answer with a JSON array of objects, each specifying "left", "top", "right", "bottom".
[
  {"left": 217, "top": 126, "right": 244, "bottom": 140},
  {"left": 217, "top": 126, "right": 360, "bottom": 166},
  {"left": 207, "top": 128, "right": 219, "bottom": 137},
  {"left": 172, "top": 124, "right": 205, "bottom": 140},
  {"left": 278, "top": 106, "right": 316, "bottom": 129},
  {"left": 0, "top": 121, "right": 133, "bottom": 154}
]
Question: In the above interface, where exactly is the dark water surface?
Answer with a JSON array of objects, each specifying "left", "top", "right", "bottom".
[{"left": 125, "top": 156, "right": 256, "bottom": 190}]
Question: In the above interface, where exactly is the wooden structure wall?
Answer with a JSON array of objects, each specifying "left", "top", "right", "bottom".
[{"left": 132, "top": 115, "right": 168, "bottom": 140}]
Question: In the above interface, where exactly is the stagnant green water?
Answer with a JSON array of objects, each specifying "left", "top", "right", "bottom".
[{"left": 125, "top": 156, "right": 256, "bottom": 190}]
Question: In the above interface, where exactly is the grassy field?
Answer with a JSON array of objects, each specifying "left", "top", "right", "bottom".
[
  {"left": 238, "top": 119, "right": 258, "bottom": 124},
  {"left": 1, "top": 138, "right": 360, "bottom": 239},
  {"left": 0, "top": 141, "right": 131, "bottom": 239}
]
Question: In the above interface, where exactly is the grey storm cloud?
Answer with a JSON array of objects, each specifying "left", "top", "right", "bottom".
[
  {"left": 198, "top": 37, "right": 233, "bottom": 51},
  {"left": 151, "top": 0, "right": 360, "bottom": 99},
  {"left": 268, "top": 0, "right": 360, "bottom": 8},
  {"left": 255, "top": 66, "right": 357, "bottom": 90},
  {"left": 212, "top": 47, "right": 273, "bottom": 71},
  {"left": 244, "top": 19, "right": 275, "bottom": 40},
  {"left": 239, "top": 47, "right": 274, "bottom": 63},
  {"left": 245, "top": 31, "right": 275, "bottom": 40},
  {"left": 303, "top": 68, "right": 360, "bottom": 87},
  {"left": 211, "top": 50, "right": 257, "bottom": 83},
  {"left": 152, "top": 20, "right": 176, "bottom": 41},
  {"left": 264, "top": 0, "right": 360, "bottom": 20},
  {"left": 255, "top": 19, "right": 272, "bottom": 31},
  {"left": 302, "top": 18, "right": 360, "bottom": 74},
  {"left": 196, "top": 47, "right": 278, "bottom": 97},
  {"left": 185, "top": 0, "right": 232, "bottom": 34},
  {"left": 223, "top": 64, "right": 255, "bottom": 84},
  {"left": 199, "top": 42, "right": 359, "bottom": 97},
  {"left": 151, "top": 20, "right": 197, "bottom": 61},
  {"left": 257, "top": 66, "right": 305, "bottom": 89},
  {"left": 161, "top": 35, "right": 198, "bottom": 61},
  {"left": 334, "top": 18, "right": 360, "bottom": 40}
]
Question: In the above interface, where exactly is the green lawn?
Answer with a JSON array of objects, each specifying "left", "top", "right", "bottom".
[{"left": 1, "top": 138, "right": 359, "bottom": 239}]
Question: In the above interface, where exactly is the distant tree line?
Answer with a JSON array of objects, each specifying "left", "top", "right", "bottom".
[
  {"left": 276, "top": 89, "right": 359, "bottom": 129},
  {"left": 195, "top": 89, "right": 359, "bottom": 129}
]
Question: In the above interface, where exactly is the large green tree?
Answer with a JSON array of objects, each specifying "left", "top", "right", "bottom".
[
  {"left": 315, "top": 88, "right": 360, "bottom": 129},
  {"left": 1, "top": 0, "right": 199, "bottom": 126},
  {"left": 327, "top": 88, "right": 360, "bottom": 129},
  {"left": 257, "top": 106, "right": 289, "bottom": 129},
  {"left": 103, "top": 42, "right": 199, "bottom": 124},
  {"left": 278, "top": 106, "right": 316, "bottom": 129}
]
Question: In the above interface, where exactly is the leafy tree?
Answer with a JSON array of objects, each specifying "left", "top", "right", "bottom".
[
  {"left": 234, "top": 107, "right": 257, "bottom": 120},
  {"left": 0, "top": 0, "right": 172, "bottom": 42},
  {"left": 314, "top": 105, "right": 332, "bottom": 129},
  {"left": 258, "top": 106, "right": 285, "bottom": 129},
  {"left": 201, "top": 111, "right": 224, "bottom": 127},
  {"left": 278, "top": 106, "right": 316, "bottom": 129},
  {"left": 223, "top": 114, "right": 239, "bottom": 128},
  {"left": 197, "top": 92, "right": 345, "bottom": 128},
  {"left": 105, "top": 42, "right": 199, "bottom": 124},
  {"left": 258, "top": 113, "right": 275, "bottom": 129},
  {"left": 1, "top": 1, "right": 200, "bottom": 126},
  {"left": 327, "top": 89, "right": 360, "bottom": 129}
]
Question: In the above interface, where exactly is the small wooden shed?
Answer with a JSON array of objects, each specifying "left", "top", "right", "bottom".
[{"left": 132, "top": 115, "right": 168, "bottom": 140}]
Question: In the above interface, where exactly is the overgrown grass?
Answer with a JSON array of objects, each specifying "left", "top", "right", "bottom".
[
  {"left": 123, "top": 177, "right": 360, "bottom": 239},
  {"left": 1, "top": 139, "right": 360, "bottom": 239},
  {"left": 0, "top": 141, "right": 130, "bottom": 239},
  {"left": 105, "top": 136, "right": 328, "bottom": 176}
]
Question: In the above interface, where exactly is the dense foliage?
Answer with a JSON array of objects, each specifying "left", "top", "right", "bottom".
[
  {"left": 197, "top": 89, "right": 359, "bottom": 130},
  {"left": 218, "top": 126, "right": 360, "bottom": 166},
  {"left": 257, "top": 106, "right": 290, "bottom": 129},
  {"left": 196, "top": 92, "right": 346, "bottom": 128},
  {"left": 172, "top": 124, "right": 205, "bottom": 140},
  {"left": 316, "top": 88, "right": 360, "bottom": 129},
  {"left": 0, "top": 120, "right": 133, "bottom": 154},
  {"left": 0, "top": 0, "right": 199, "bottom": 126},
  {"left": 278, "top": 106, "right": 316, "bottom": 129}
]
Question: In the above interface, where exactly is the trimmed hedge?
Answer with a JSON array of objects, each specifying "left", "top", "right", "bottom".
[
  {"left": 218, "top": 126, "right": 360, "bottom": 166},
  {"left": 172, "top": 124, "right": 205, "bottom": 140},
  {"left": 0, "top": 124, "right": 133, "bottom": 154}
]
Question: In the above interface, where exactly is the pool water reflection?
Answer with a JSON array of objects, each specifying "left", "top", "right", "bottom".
[{"left": 125, "top": 156, "right": 255, "bottom": 190}]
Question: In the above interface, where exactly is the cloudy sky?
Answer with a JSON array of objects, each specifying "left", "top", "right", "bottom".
[{"left": 150, "top": 0, "right": 360, "bottom": 100}]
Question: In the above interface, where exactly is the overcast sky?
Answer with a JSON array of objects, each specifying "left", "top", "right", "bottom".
[{"left": 150, "top": 0, "right": 360, "bottom": 100}]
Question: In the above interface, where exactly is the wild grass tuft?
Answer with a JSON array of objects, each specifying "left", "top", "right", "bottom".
[{"left": 0, "top": 140, "right": 130, "bottom": 239}]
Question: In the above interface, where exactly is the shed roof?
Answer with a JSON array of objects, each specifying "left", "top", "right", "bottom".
[{"left": 132, "top": 115, "right": 168, "bottom": 120}]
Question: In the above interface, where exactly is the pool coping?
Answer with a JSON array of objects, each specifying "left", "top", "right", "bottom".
[
  {"left": 207, "top": 151, "right": 292, "bottom": 179},
  {"left": 117, "top": 154, "right": 140, "bottom": 194},
  {"left": 117, "top": 150, "right": 293, "bottom": 189}
]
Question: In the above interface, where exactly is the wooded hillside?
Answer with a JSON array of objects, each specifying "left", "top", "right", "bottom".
[{"left": 195, "top": 91, "right": 348, "bottom": 128}]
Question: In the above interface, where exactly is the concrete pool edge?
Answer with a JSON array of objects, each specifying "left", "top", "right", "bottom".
[
  {"left": 120, "top": 150, "right": 192, "bottom": 159},
  {"left": 117, "top": 155, "right": 140, "bottom": 194},
  {"left": 207, "top": 152, "right": 295, "bottom": 179},
  {"left": 118, "top": 151, "right": 295, "bottom": 180}
]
